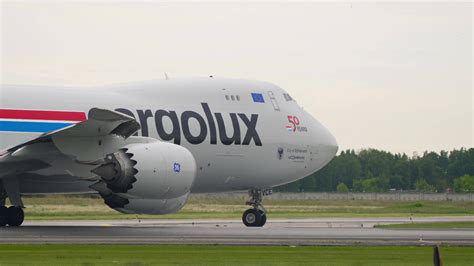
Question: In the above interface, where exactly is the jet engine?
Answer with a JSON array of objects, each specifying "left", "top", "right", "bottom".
[
  {"left": 91, "top": 141, "right": 197, "bottom": 214},
  {"left": 116, "top": 194, "right": 189, "bottom": 215}
]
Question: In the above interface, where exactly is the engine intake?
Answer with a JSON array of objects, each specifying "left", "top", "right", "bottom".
[
  {"left": 92, "top": 149, "right": 138, "bottom": 193},
  {"left": 92, "top": 141, "right": 197, "bottom": 203}
]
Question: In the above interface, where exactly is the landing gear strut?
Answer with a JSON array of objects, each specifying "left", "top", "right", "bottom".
[{"left": 242, "top": 188, "right": 271, "bottom": 227}]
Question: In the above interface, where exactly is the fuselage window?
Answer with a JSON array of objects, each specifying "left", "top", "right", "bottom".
[
  {"left": 283, "top": 93, "right": 293, "bottom": 101},
  {"left": 225, "top": 95, "right": 240, "bottom": 102}
]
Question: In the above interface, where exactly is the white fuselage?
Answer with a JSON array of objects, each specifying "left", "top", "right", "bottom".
[{"left": 0, "top": 78, "right": 338, "bottom": 193}]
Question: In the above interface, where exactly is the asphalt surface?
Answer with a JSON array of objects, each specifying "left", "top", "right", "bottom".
[{"left": 0, "top": 217, "right": 473, "bottom": 246}]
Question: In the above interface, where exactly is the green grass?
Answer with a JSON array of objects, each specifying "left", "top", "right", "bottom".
[
  {"left": 0, "top": 245, "right": 472, "bottom": 265},
  {"left": 375, "top": 221, "right": 474, "bottom": 229},
  {"left": 14, "top": 195, "right": 474, "bottom": 221}
]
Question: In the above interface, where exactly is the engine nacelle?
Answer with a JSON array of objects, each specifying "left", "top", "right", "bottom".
[
  {"left": 92, "top": 141, "right": 197, "bottom": 200},
  {"left": 115, "top": 193, "right": 190, "bottom": 215}
]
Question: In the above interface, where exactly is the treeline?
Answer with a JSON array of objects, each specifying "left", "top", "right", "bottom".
[{"left": 275, "top": 148, "right": 474, "bottom": 193}]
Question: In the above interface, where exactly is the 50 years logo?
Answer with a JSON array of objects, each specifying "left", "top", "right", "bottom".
[{"left": 286, "top": 116, "right": 308, "bottom": 133}]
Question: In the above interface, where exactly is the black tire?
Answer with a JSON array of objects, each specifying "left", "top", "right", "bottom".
[
  {"left": 258, "top": 209, "right": 267, "bottom": 227},
  {"left": 242, "top": 209, "right": 262, "bottom": 227},
  {"left": 6, "top": 206, "right": 24, "bottom": 227},
  {"left": 0, "top": 206, "right": 7, "bottom": 227}
]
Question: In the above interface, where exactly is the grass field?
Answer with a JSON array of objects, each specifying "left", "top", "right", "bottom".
[
  {"left": 375, "top": 221, "right": 474, "bottom": 229},
  {"left": 12, "top": 195, "right": 474, "bottom": 220},
  {"left": 0, "top": 245, "right": 472, "bottom": 265}
]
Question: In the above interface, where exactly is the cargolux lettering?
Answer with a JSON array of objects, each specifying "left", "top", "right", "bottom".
[{"left": 114, "top": 103, "right": 262, "bottom": 146}]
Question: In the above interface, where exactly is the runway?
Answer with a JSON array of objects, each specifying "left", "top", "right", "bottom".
[{"left": 1, "top": 217, "right": 473, "bottom": 246}]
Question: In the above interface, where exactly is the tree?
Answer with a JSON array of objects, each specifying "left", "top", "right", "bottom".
[
  {"left": 275, "top": 148, "right": 474, "bottom": 193},
  {"left": 360, "top": 177, "right": 389, "bottom": 192},
  {"left": 300, "top": 175, "right": 317, "bottom": 192},
  {"left": 352, "top": 179, "right": 363, "bottom": 192},
  {"left": 415, "top": 179, "right": 435, "bottom": 193},
  {"left": 336, "top": 182, "right": 349, "bottom": 193},
  {"left": 454, "top": 175, "right": 474, "bottom": 193}
]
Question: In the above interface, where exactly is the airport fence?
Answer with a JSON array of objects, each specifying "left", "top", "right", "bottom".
[{"left": 191, "top": 192, "right": 474, "bottom": 202}]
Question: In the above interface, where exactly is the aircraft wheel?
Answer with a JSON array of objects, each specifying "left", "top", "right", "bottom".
[
  {"left": 242, "top": 209, "right": 262, "bottom": 227},
  {"left": 6, "top": 206, "right": 24, "bottom": 227},
  {"left": 258, "top": 209, "right": 267, "bottom": 227},
  {"left": 0, "top": 206, "right": 7, "bottom": 227}
]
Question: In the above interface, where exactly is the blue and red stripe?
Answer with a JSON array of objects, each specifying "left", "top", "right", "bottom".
[{"left": 0, "top": 109, "right": 86, "bottom": 133}]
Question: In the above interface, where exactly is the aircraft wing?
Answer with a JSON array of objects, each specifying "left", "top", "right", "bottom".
[{"left": 0, "top": 108, "right": 141, "bottom": 179}]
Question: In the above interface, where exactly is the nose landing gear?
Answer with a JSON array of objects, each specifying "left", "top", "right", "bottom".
[{"left": 242, "top": 188, "right": 271, "bottom": 227}]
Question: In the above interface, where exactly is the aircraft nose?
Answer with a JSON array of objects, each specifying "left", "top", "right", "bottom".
[
  {"left": 318, "top": 125, "right": 338, "bottom": 160},
  {"left": 325, "top": 128, "right": 338, "bottom": 159},
  {"left": 305, "top": 113, "right": 338, "bottom": 170}
]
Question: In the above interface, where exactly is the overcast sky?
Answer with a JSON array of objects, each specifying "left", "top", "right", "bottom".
[{"left": 1, "top": 1, "right": 472, "bottom": 154}]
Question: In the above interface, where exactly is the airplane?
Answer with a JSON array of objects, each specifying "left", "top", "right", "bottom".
[{"left": 0, "top": 77, "right": 338, "bottom": 227}]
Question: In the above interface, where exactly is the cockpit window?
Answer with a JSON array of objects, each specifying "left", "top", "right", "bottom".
[{"left": 283, "top": 93, "right": 293, "bottom": 101}]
